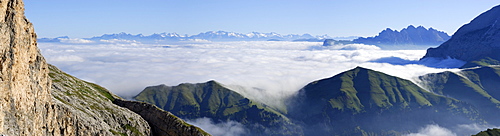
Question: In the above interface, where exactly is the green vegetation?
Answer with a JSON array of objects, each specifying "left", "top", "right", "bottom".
[
  {"left": 419, "top": 66, "right": 500, "bottom": 124},
  {"left": 134, "top": 80, "right": 302, "bottom": 135},
  {"left": 290, "top": 67, "right": 480, "bottom": 135},
  {"left": 48, "top": 64, "right": 149, "bottom": 135},
  {"left": 474, "top": 128, "right": 500, "bottom": 136},
  {"left": 461, "top": 57, "right": 500, "bottom": 68},
  {"left": 133, "top": 66, "right": 500, "bottom": 135},
  {"left": 109, "top": 129, "right": 127, "bottom": 136}
]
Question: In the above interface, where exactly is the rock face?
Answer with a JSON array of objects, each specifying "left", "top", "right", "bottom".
[
  {"left": 422, "top": 5, "right": 500, "bottom": 67},
  {"left": 0, "top": 0, "right": 53, "bottom": 134},
  {"left": 354, "top": 25, "right": 450, "bottom": 46},
  {"left": 114, "top": 99, "right": 210, "bottom": 136},
  {"left": 0, "top": 0, "right": 209, "bottom": 135},
  {"left": 47, "top": 64, "right": 152, "bottom": 135}
]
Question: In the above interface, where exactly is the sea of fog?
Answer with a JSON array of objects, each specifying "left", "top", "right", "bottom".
[
  {"left": 39, "top": 41, "right": 493, "bottom": 135},
  {"left": 38, "top": 41, "right": 465, "bottom": 107}
]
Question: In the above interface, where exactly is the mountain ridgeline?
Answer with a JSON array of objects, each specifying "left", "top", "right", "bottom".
[
  {"left": 419, "top": 66, "right": 500, "bottom": 123},
  {"left": 422, "top": 5, "right": 500, "bottom": 68},
  {"left": 321, "top": 25, "right": 451, "bottom": 49},
  {"left": 134, "top": 81, "right": 303, "bottom": 135},
  {"left": 289, "top": 67, "right": 480, "bottom": 135},
  {"left": 39, "top": 31, "right": 330, "bottom": 43},
  {"left": 134, "top": 67, "right": 490, "bottom": 135},
  {"left": 353, "top": 25, "right": 450, "bottom": 49}
]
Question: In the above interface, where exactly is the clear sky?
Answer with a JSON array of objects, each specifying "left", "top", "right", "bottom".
[{"left": 24, "top": 0, "right": 499, "bottom": 38}]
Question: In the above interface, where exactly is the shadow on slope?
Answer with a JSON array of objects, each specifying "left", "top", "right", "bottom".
[{"left": 370, "top": 56, "right": 466, "bottom": 68}]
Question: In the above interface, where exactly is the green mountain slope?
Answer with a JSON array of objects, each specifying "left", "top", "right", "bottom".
[
  {"left": 289, "top": 67, "right": 481, "bottom": 135},
  {"left": 419, "top": 66, "right": 500, "bottom": 124},
  {"left": 134, "top": 80, "right": 302, "bottom": 136},
  {"left": 474, "top": 128, "right": 500, "bottom": 136},
  {"left": 49, "top": 64, "right": 209, "bottom": 136}
]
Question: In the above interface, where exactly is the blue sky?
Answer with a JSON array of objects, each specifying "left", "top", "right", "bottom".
[{"left": 24, "top": 0, "right": 499, "bottom": 38}]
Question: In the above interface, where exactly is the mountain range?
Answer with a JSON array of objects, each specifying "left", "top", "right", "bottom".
[
  {"left": 38, "top": 31, "right": 331, "bottom": 43},
  {"left": 132, "top": 4, "right": 500, "bottom": 136},
  {"left": 134, "top": 66, "right": 496, "bottom": 135},
  {"left": 5, "top": 0, "right": 500, "bottom": 135},
  {"left": 352, "top": 25, "right": 451, "bottom": 48}
]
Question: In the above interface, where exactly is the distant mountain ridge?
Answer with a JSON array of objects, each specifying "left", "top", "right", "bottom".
[
  {"left": 353, "top": 25, "right": 451, "bottom": 47},
  {"left": 39, "top": 31, "right": 332, "bottom": 43}
]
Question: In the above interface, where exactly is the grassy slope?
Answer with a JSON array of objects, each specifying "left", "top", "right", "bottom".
[
  {"left": 419, "top": 66, "right": 500, "bottom": 124},
  {"left": 461, "top": 57, "right": 500, "bottom": 68},
  {"left": 49, "top": 64, "right": 208, "bottom": 135},
  {"left": 474, "top": 128, "right": 500, "bottom": 136},
  {"left": 291, "top": 67, "right": 480, "bottom": 135},
  {"left": 134, "top": 80, "right": 302, "bottom": 135}
]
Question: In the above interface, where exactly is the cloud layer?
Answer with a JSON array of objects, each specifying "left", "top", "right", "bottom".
[
  {"left": 39, "top": 41, "right": 488, "bottom": 134},
  {"left": 185, "top": 118, "right": 246, "bottom": 136},
  {"left": 39, "top": 41, "right": 457, "bottom": 108},
  {"left": 405, "top": 124, "right": 456, "bottom": 136}
]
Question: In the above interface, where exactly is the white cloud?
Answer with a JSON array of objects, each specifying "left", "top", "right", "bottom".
[
  {"left": 99, "top": 39, "right": 140, "bottom": 44},
  {"left": 185, "top": 117, "right": 246, "bottom": 136},
  {"left": 309, "top": 43, "right": 381, "bottom": 50},
  {"left": 59, "top": 38, "right": 95, "bottom": 44},
  {"left": 404, "top": 123, "right": 500, "bottom": 136},
  {"left": 405, "top": 124, "right": 456, "bottom": 136},
  {"left": 452, "top": 123, "right": 500, "bottom": 135},
  {"left": 38, "top": 41, "right": 459, "bottom": 107}
]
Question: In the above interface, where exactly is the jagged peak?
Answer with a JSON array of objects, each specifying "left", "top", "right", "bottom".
[{"left": 407, "top": 25, "right": 417, "bottom": 29}]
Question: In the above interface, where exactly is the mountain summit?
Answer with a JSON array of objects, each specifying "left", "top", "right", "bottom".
[
  {"left": 353, "top": 25, "right": 450, "bottom": 47},
  {"left": 422, "top": 5, "right": 500, "bottom": 68},
  {"left": 288, "top": 67, "right": 478, "bottom": 135}
]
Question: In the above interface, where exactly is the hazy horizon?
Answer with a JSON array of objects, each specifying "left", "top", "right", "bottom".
[{"left": 24, "top": 1, "right": 499, "bottom": 38}]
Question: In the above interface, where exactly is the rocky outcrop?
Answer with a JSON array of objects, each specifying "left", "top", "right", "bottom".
[
  {"left": 0, "top": 0, "right": 208, "bottom": 135},
  {"left": 47, "top": 64, "right": 151, "bottom": 135},
  {"left": 114, "top": 99, "right": 210, "bottom": 136},
  {"left": 0, "top": 0, "right": 53, "bottom": 135},
  {"left": 354, "top": 25, "right": 450, "bottom": 46},
  {"left": 422, "top": 5, "right": 500, "bottom": 67}
]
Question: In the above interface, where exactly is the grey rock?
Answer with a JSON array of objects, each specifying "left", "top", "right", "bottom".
[
  {"left": 422, "top": 5, "right": 500, "bottom": 63},
  {"left": 354, "top": 25, "right": 450, "bottom": 46},
  {"left": 0, "top": 0, "right": 209, "bottom": 135},
  {"left": 114, "top": 99, "right": 211, "bottom": 136}
]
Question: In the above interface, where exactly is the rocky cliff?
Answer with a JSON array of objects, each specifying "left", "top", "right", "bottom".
[
  {"left": 114, "top": 99, "right": 210, "bottom": 136},
  {"left": 353, "top": 25, "right": 450, "bottom": 48},
  {"left": 0, "top": 0, "right": 209, "bottom": 135},
  {"left": 422, "top": 5, "right": 500, "bottom": 68},
  {"left": 0, "top": 0, "right": 53, "bottom": 134},
  {"left": 47, "top": 64, "right": 151, "bottom": 135}
]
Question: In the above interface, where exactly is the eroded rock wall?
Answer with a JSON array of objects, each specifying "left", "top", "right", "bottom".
[{"left": 0, "top": 0, "right": 53, "bottom": 135}]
